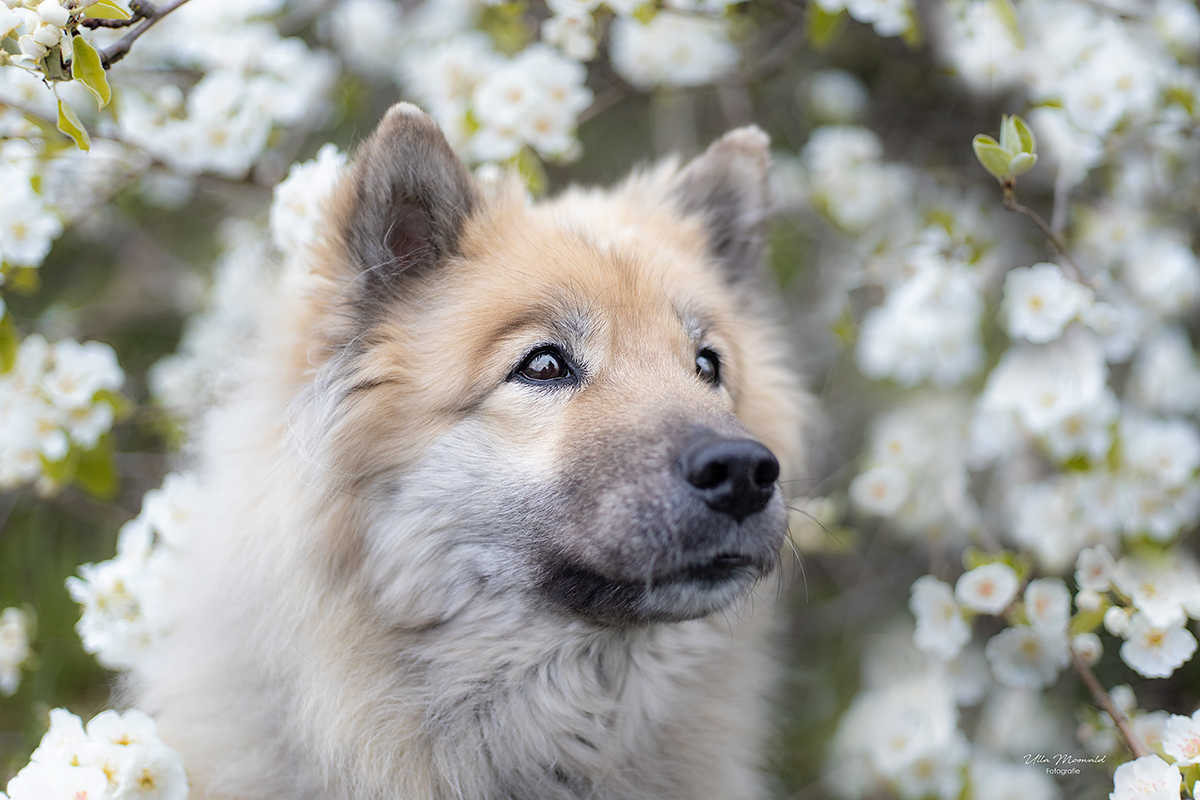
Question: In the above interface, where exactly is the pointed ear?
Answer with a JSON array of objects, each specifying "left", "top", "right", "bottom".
[
  {"left": 670, "top": 127, "right": 772, "bottom": 283},
  {"left": 336, "top": 103, "right": 480, "bottom": 302}
]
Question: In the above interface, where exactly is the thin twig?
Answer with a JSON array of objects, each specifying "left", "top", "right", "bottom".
[
  {"left": 577, "top": 86, "right": 625, "bottom": 126},
  {"left": 1072, "top": 651, "right": 1150, "bottom": 759},
  {"left": 99, "top": 0, "right": 196, "bottom": 69},
  {"left": 1003, "top": 181, "right": 1090, "bottom": 286},
  {"left": 79, "top": 15, "right": 143, "bottom": 30}
]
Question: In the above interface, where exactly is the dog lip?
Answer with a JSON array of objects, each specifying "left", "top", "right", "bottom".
[{"left": 652, "top": 551, "right": 767, "bottom": 585}]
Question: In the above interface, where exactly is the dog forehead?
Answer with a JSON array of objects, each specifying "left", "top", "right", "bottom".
[{"left": 446, "top": 192, "right": 735, "bottom": 347}]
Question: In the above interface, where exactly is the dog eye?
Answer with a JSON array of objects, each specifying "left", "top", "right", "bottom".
[
  {"left": 695, "top": 349, "right": 721, "bottom": 386},
  {"left": 516, "top": 347, "right": 572, "bottom": 383}
]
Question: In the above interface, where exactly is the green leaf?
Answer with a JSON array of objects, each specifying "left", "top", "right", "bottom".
[
  {"left": 1011, "top": 113, "right": 1036, "bottom": 155},
  {"left": 1069, "top": 608, "right": 1108, "bottom": 637},
  {"left": 40, "top": 447, "right": 80, "bottom": 488},
  {"left": 1181, "top": 764, "right": 1200, "bottom": 795},
  {"left": 40, "top": 43, "right": 69, "bottom": 81},
  {"left": 83, "top": 0, "right": 133, "bottom": 20},
  {"left": 972, "top": 135, "right": 1010, "bottom": 181},
  {"left": 1008, "top": 151, "right": 1037, "bottom": 177},
  {"left": 56, "top": 97, "right": 91, "bottom": 151},
  {"left": 999, "top": 114, "right": 1020, "bottom": 154},
  {"left": 829, "top": 304, "right": 856, "bottom": 345},
  {"left": 631, "top": 2, "right": 657, "bottom": 25},
  {"left": 0, "top": 313, "right": 17, "bottom": 374},
  {"left": 8, "top": 267, "right": 40, "bottom": 295},
  {"left": 71, "top": 35, "right": 111, "bottom": 109},
  {"left": 988, "top": 0, "right": 1023, "bottom": 48},
  {"left": 74, "top": 435, "right": 119, "bottom": 499},
  {"left": 94, "top": 388, "right": 134, "bottom": 422},
  {"left": 962, "top": 546, "right": 993, "bottom": 571},
  {"left": 515, "top": 147, "right": 547, "bottom": 197},
  {"left": 806, "top": 3, "right": 846, "bottom": 50}
]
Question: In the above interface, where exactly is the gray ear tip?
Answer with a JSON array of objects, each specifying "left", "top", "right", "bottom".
[
  {"left": 384, "top": 102, "right": 433, "bottom": 123},
  {"left": 713, "top": 126, "right": 771, "bottom": 160},
  {"left": 374, "top": 103, "right": 444, "bottom": 143}
]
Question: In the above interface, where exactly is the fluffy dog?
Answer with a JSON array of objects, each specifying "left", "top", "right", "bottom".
[{"left": 133, "top": 104, "right": 808, "bottom": 800}]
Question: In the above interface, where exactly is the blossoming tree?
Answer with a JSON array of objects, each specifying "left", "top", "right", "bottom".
[{"left": 2, "top": 0, "right": 1200, "bottom": 798}]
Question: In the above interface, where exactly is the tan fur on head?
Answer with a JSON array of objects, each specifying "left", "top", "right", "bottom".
[{"left": 132, "top": 104, "right": 810, "bottom": 800}]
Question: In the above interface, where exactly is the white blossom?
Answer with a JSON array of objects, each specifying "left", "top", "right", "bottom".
[
  {"left": 1124, "top": 238, "right": 1200, "bottom": 318},
  {"left": 1002, "top": 263, "right": 1093, "bottom": 344},
  {"left": 1025, "top": 578, "right": 1070, "bottom": 631},
  {"left": 1120, "top": 612, "right": 1197, "bottom": 679},
  {"left": 6, "top": 708, "right": 188, "bottom": 800},
  {"left": 910, "top": 575, "right": 971, "bottom": 661},
  {"left": 856, "top": 265, "right": 984, "bottom": 388},
  {"left": 0, "top": 607, "right": 30, "bottom": 696},
  {"left": 1109, "top": 755, "right": 1181, "bottom": 800},
  {"left": 269, "top": 143, "right": 348, "bottom": 259},
  {"left": 1076, "top": 589, "right": 1103, "bottom": 612},
  {"left": 1072, "top": 632, "right": 1103, "bottom": 666},
  {"left": 809, "top": 70, "right": 868, "bottom": 123},
  {"left": 956, "top": 563, "right": 1018, "bottom": 615},
  {"left": 1163, "top": 710, "right": 1200, "bottom": 766},
  {"left": 848, "top": 463, "right": 910, "bottom": 517},
  {"left": 1128, "top": 326, "right": 1200, "bottom": 415},
  {"left": 974, "top": 331, "right": 1108, "bottom": 442},
  {"left": 67, "top": 473, "right": 200, "bottom": 669},
  {"left": 610, "top": 12, "right": 738, "bottom": 89},
  {"left": 984, "top": 624, "right": 1071, "bottom": 689},
  {"left": 1105, "top": 606, "right": 1132, "bottom": 637},
  {"left": 1076, "top": 546, "right": 1115, "bottom": 592}
]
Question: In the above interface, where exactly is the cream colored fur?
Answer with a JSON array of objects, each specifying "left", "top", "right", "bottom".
[{"left": 130, "top": 105, "right": 808, "bottom": 800}]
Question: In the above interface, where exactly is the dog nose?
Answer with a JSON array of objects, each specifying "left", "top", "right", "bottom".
[{"left": 679, "top": 437, "right": 780, "bottom": 522}]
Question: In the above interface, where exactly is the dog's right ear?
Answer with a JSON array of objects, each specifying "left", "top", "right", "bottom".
[{"left": 334, "top": 103, "right": 480, "bottom": 304}]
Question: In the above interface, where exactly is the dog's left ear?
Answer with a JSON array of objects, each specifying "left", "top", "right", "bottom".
[
  {"left": 670, "top": 127, "right": 771, "bottom": 283},
  {"left": 335, "top": 103, "right": 480, "bottom": 302}
]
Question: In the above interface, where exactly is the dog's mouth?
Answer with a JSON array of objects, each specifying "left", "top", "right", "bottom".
[
  {"left": 657, "top": 552, "right": 758, "bottom": 585},
  {"left": 540, "top": 545, "right": 777, "bottom": 627}
]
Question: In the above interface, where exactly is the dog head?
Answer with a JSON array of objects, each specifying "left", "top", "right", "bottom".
[{"left": 295, "top": 104, "right": 807, "bottom": 628}]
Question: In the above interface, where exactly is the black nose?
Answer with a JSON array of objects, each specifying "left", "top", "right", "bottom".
[{"left": 679, "top": 436, "right": 780, "bottom": 522}]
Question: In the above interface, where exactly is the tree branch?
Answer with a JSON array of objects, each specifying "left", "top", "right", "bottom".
[
  {"left": 1072, "top": 651, "right": 1150, "bottom": 759},
  {"left": 1002, "top": 181, "right": 1090, "bottom": 286},
  {"left": 99, "top": 0, "right": 196, "bottom": 69}
]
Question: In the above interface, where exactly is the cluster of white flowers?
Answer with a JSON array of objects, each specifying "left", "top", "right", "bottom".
[
  {"left": 609, "top": 11, "right": 740, "bottom": 90},
  {"left": 114, "top": 3, "right": 336, "bottom": 179},
  {"left": 0, "top": 334, "right": 124, "bottom": 490},
  {"left": 807, "top": 1, "right": 1200, "bottom": 797},
  {"left": 1104, "top": 706, "right": 1200, "bottom": 800},
  {"left": 406, "top": 39, "right": 593, "bottom": 164},
  {"left": 67, "top": 472, "right": 200, "bottom": 670},
  {"left": 3, "top": 707, "right": 188, "bottom": 800},
  {"left": 0, "top": 606, "right": 32, "bottom": 696},
  {"left": 0, "top": 0, "right": 85, "bottom": 64},
  {"left": 0, "top": 141, "right": 63, "bottom": 270},
  {"left": 812, "top": 0, "right": 914, "bottom": 38},
  {"left": 268, "top": 143, "right": 348, "bottom": 262},
  {"left": 826, "top": 622, "right": 1062, "bottom": 800},
  {"left": 848, "top": 395, "right": 979, "bottom": 547}
]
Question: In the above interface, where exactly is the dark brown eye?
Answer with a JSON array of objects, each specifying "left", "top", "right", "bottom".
[
  {"left": 517, "top": 348, "right": 571, "bottom": 383},
  {"left": 696, "top": 349, "right": 720, "bottom": 386}
]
